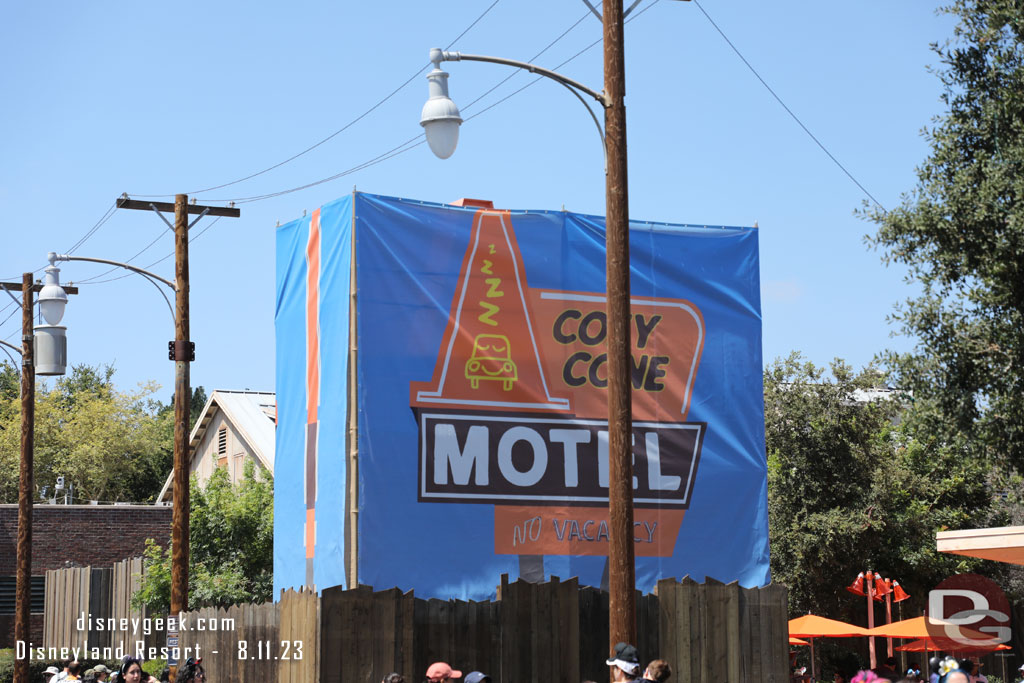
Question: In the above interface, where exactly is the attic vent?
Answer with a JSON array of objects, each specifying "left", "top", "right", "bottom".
[{"left": 218, "top": 426, "right": 227, "bottom": 455}]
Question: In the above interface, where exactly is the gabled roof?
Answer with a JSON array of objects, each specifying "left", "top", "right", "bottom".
[{"left": 156, "top": 390, "right": 276, "bottom": 502}]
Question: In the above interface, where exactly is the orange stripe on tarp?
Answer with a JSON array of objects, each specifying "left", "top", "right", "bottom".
[
  {"left": 305, "top": 508, "right": 316, "bottom": 558},
  {"left": 305, "top": 208, "right": 322, "bottom": 424}
]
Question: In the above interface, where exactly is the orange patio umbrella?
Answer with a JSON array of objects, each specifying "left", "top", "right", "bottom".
[
  {"left": 790, "top": 637, "right": 810, "bottom": 646},
  {"left": 863, "top": 615, "right": 991, "bottom": 640},
  {"left": 789, "top": 614, "right": 871, "bottom": 637},
  {"left": 789, "top": 614, "right": 870, "bottom": 680}
]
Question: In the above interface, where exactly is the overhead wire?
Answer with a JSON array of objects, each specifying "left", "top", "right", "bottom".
[
  {"left": 65, "top": 203, "right": 118, "bottom": 255},
  {"left": 690, "top": 0, "right": 885, "bottom": 210},
  {"left": 77, "top": 216, "right": 225, "bottom": 285},
  {"left": 74, "top": 228, "right": 167, "bottom": 284},
  {"left": 192, "top": 4, "right": 604, "bottom": 205},
  {"left": 127, "top": 0, "right": 503, "bottom": 199},
  {"left": 464, "top": 0, "right": 655, "bottom": 121}
]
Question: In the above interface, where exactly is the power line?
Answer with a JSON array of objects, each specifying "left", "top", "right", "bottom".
[
  {"left": 66, "top": 203, "right": 118, "bottom": 255},
  {"left": 464, "top": 0, "right": 660, "bottom": 121},
  {"left": 74, "top": 227, "right": 167, "bottom": 284},
  {"left": 127, "top": 0, "right": 503, "bottom": 199},
  {"left": 691, "top": 0, "right": 885, "bottom": 210},
  {"left": 191, "top": 6, "right": 603, "bottom": 205},
  {"left": 77, "top": 216, "right": 224, "bottom": 285}
]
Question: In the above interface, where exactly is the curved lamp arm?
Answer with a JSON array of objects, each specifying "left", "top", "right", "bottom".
[
  {"left": 432, "top": 49, "right": 608, "bottom": 160},
  {"left": 435, "top": 50, "right": 607, "bottom": 106},
  {"left": 0, "top": 338, "right": 21, "bottom": 355},
  {"left": 50, "top": 253, "right": 175, "bottom": 322}
]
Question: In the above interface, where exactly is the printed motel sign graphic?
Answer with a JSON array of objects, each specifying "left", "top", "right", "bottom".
[{"left": 411, "top": 208, "right": 706, "bottom": 558}]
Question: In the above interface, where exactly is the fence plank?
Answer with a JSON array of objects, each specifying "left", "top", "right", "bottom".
[{"left": 44, "top": 566, "right": 794, "bottom": 683}]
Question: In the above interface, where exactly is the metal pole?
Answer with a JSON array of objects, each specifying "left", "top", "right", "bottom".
[
  {"left": 867, "top": 571, "right": 876, "bottom": 669},
  {"left": 885, "top": 579, "right": 893, "bottom": 658},
  {"left": 170, "top": 194, "right": 191, "bottom": 680},
  {"left": 13, "top": 273, "right": 33, "bottom": 683},
  {"left": 604, "top": 0, "right": 636, "bottom": 658}
]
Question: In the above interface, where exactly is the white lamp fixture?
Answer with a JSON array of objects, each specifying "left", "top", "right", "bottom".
[
  {"left": 35, "top": 252, "right": 68, "bottom": 376},
  {"left": 38, "top": 257, "right": 67, "bottom": 325},
  {"left": 420, "top": 48, "right": 462, "bottom": 159}
]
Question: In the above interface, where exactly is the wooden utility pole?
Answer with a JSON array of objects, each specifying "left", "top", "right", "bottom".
[
  {"left": 604, "top": 0, "right": 636, "bottom": 658},
  {"left": 115, "top": 195, "right": 238, "bottom": 681},
  {"left": 14, "top": 274, "right": 33, "bottom": 683},
  {"left": 171, "top": 193, "right": 191, "bottom": 631},
  {"left": 2, "top": 277, "right": 77, "bottom": 683}
]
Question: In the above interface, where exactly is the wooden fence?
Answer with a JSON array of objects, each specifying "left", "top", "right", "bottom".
[
  {"left": 318, "top": 575, "right": 788, "bottom": 683},
  {"left": 45, "top": 569, "right": 788, "bottom": 683},
  {"left": 44, "top": 557, "right": 152, "bottom": 653}
]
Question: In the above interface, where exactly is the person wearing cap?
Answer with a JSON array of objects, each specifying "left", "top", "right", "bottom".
[
  {"left": 381, "top": 674, "right": 405, "bottom": 683},
  {"left": 606, "top": 642, "right": 642, "bottom": 682},
  {"left": 43, "top": 666, "right": 61, "bottom": 682},
  {"left": 83, "top": 668, "right": 96, "bottom": 683},
  {"left": 93, "top": 665, "right": 111, "bottom": 683},
  {"left": 425, "top": 662, "right": 462, "bottom": 683},
  {"left": 464, "top": 672, "right": 491, "bottom": 683}
]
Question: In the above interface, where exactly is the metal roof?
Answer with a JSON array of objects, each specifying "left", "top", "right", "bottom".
[{"left": 156, "top": 389, "right": 275, "bottom": 502}]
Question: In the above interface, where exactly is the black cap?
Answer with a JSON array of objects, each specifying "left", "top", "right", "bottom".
[{"left": 606, "top": 642, "right": 640, "bottom": 666}]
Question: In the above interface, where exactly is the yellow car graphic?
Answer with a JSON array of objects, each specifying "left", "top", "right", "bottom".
[{"left": 465, "top": 333, "right": 518, "bottom": 391}]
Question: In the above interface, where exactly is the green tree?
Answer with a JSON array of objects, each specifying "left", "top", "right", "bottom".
[
  {"left": 152, "top": 385, "right": 207, "bottom": 430},
  {"left": 0, "top": 364, "right": 172, "bottom": 503},
  {"left": 766, "top": 354, "right": 993, "bottom": 616},
  {"left": 133, "top": 462, "right": 274, "bottom": 612},
  {"left": 863, "top": 0, "right": 1024, "bottom": 469}
]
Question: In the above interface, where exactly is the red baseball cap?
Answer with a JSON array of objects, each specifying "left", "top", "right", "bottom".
[{"left": 426, "top": 663, "right": 462, "bottom": 681}]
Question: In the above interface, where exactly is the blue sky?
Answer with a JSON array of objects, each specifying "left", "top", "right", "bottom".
[{"left": 0, "top": 1, "right": 956, "bottom": 396}]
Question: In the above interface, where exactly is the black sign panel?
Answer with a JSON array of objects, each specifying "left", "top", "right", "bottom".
[{"left": 417, "top": 411, "right": 704, "bottom": 507}]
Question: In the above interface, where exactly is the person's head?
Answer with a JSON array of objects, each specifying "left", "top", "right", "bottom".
[
  {"left": 44, "top": 666, "right": 61, "bottom": 681},
  {"left": 943, "top": 673, "right": 969, "bottom": 683},
  {"left": 177, "top": 658, "right": 204, "bottom": 683},
  {"left": 643, "top": 659, "right": 671, "bottom": 683},
  {"left": 425, "top": 663, "right": 461, "bottom": 683},
  {"left": 63, "top": 658, "right": 74, "bottom": 672},
  {"left": 382, "top": 674, "right": 405, "bottom": 683},
  {"left": 833, "top": 673, "right": 846, "bottom": 683},
  {"left": 463, "top": 673, "right": 491, "bottom": 683},
  {"left": 93, "top": 665, "right": 110, "bottom": 682},
  {"left": 68, "top": 662, "right": 82, "bottom": 678},
  {"left": 886, "top": 657, "right": 898, "bottom": 668},
  {"left": 120, "top": 657, "right": 143, "bottom": 683},
  {"left": 606, "top": 643, "right": 641, "bottom": 681}
]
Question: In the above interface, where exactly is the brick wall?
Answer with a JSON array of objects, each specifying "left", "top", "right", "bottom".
[{"left": 0, "top": 504, "right": 171, "bottom": 647}]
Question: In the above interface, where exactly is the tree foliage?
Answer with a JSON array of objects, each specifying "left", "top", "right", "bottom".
[
  {"left": 0, "top": 364, "right": 172, "bottom": 503},
  {"left": 134, "top": 462, "right": 274, "bottom": 613},
  {"left": 766, "top": 354, "right": 995, "bottom": 617},
  {"left": 863, "top": 0, "right": 1024, "bottom": 469}
]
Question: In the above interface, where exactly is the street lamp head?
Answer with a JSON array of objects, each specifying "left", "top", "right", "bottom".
[
  {"left": 420, "top": 51, "right": 462, "bottom": 159},
  {"left": 38, "top": 262, "right": 67, "bottom": 326}
]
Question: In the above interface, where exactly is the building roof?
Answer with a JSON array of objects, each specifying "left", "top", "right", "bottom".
[
  {"left": 156, "top": 390, "right": 275, "bottom": 502},
  {"left": 936, "top": 525, "right": 1024, "bottom": 566}
]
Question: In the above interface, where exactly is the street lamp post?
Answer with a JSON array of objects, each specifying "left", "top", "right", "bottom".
[
  {"left": 421, "top": 0, "right": 674, "bottom": 653},
  {"left": 1, "top": 268, "right": 73, "bottom": 683}
]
